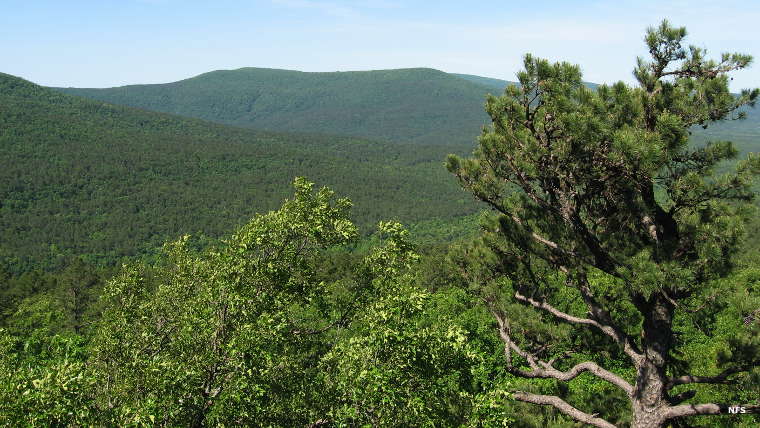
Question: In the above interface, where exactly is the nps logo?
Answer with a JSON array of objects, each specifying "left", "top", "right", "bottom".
[{"left": 727, "top": 406, "right": 747, "bottom": 414}]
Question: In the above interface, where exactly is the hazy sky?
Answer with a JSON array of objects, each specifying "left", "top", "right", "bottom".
[{"left": 2, "top": 0, "right": 758, "bottom": 90}]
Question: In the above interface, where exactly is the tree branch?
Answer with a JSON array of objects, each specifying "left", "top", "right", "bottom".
[
  {"left": 490, "top": 302, "right": 633, "bottom": 395},
  {"left": 667, "top": 364, "right": 757, "bottom": 389},
  {"left": 512, "top": 391, "right": 617, "bottom": 428},
  {"left": 477, "top": 192, "right": 575, "bottom": 259},
  {"left": 576, "top": 278, "right": 643, "bottom": 362},
  {"left": 514, "top": 290, "right": 641, "bottom": 365},
  {"left": 664, "top": 403, "right": 760, "bottom": 418},
  {"left": 526, "top": 360, "right": 633, "bottom": 396}
]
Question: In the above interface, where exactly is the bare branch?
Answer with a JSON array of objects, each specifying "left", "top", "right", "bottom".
[
  {"left": 490, "top": 305, "right": 536, "bottom": 368},
  {"left": 577, "top": 280, "right": 643, "bottom": 362},
  {"left": 489, "top": 302, "right": 633, "bottom": 395},
  {"left": 512, "top": 391, "right": 617, "bottom": 428},
  {"left": 744, "top": 308, "right": 760, "bottom": 326},
  {"left": 528, "top": 360, "right": 633, "bottom": 396},
  {"left": 476, "top": 191, "right": 576, "bottom": 260},
  {"left": 664, "top": 403, "right": 760, "bottom": 418}
]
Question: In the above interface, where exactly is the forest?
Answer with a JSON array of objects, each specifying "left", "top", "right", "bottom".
[{"left": 1, "top": 21, "right": 759, "bottom": 428}]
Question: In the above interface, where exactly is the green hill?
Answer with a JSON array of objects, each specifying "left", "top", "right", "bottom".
[
  {"left": 55, "top": 68, "right": 498, "bottom": 146},
  {"left": 0, "top": 73, "right": 478, "bottom": 272}
]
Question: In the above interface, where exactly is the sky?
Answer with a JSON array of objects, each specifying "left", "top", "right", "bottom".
[{"left": 2, "top": 0, "right": 759, "bottom": 90}]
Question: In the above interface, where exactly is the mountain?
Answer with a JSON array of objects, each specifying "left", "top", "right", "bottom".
[
  {"left": 0, "top": 73, "right": 478, "bottom": 272},
  {"left": 55, "top": 68, "right": 498, "bottom": 146}
]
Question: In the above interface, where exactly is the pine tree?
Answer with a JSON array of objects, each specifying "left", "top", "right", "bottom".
[{"left": 447, "top": 20, "right": 760, "bottom": 427}]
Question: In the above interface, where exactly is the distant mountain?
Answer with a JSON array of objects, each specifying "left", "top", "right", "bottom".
[
  {"left": 0, "top": 73, "right": 477, "bottom": 271},
  {"left": 55, "top": 68, "right": 499, "bottom": 146}
]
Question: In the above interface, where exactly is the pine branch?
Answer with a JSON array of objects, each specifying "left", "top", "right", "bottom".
[
  {"left": 514, "top": 290, "right": 641, "bottom": 364},
  {"left": 667, "top": 364, "right": 758, "bottom": 389},
  {"left": 489, "top": 304, "right": 633, "bottom": 395},
  {"left": 522, "top": 360, "right": 633, "bottom": 396},
  {"left": 512, "top": 392, "right": 617, "bottom": 428},
  {"left": 577, "top": 279, "right": 644, "bottom": 363},
  {"left": 473, "top": 192, "right": 579, "bottom": 264},
  {"left": 664, "top": 403, "right": 760, "bottom": 418}
]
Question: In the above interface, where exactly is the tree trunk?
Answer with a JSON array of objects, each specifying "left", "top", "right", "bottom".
[
  {"left": 631, "top": 293, "right": 675, "bottom": 428},
  {"left": 631, "top": 359, "right": 668, "bottom": 428}
]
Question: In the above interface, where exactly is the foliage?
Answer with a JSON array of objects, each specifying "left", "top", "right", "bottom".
[
  {"left": 0, "top": 330, "right": 94, "bottom": 426},
  {"left": 52, "top": 179, "right": 479, "bottom": 426},
  {"left": 323, "top": 222, "right": 477, "bottom": 426},
  {"left": 0, "top": 259, "right": 109, "bottom": 336},
  {"left": 84, "top": 178, "right": 358, "bottom": 425}
]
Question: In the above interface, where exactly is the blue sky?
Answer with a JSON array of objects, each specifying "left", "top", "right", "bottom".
[{"left": 2, "top": 0, "right": 758, "bottom": 90}]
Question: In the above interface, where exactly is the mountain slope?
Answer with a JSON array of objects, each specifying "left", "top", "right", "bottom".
[
  {"left": 58, "top": 67, "right": 757, "bottom": 149},
  {"left": 0, "top": 73, "right": 477, "bottom": 271},
  {"left": 54, "top": 68, "right": 500, "bottom": 146}
]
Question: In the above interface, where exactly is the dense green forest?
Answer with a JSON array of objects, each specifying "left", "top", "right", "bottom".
[
  {"left": 55, "top": 68, "right": 498, "bottom": 146},
  {"left": 0, "top": 72, "right": 481, "bottom": 273},
  {"left": 1, "top": 20, "right": 760, "bottom": 428}
]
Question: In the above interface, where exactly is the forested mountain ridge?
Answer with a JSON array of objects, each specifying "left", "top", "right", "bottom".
[
  {"left": 0, "top": 72, "right": 477, "bottom": 272},
  {"left": 55, "top": 67, "right": 497, "bottom": 146}
]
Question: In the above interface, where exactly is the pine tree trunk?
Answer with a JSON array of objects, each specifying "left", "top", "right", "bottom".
[
  {"left": 631, "top": 294, "right": 675, "bottom": 428},
  {"left": 631, "top": 360, "right": 668, "bottom": 428}
]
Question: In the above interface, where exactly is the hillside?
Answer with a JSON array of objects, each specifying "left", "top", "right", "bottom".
[
  {"left": 0, "top": 73, "right": 478, "bottom": 272},
  {"left": 55, "top": 68, "right": 499, "bottom": 146}
]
